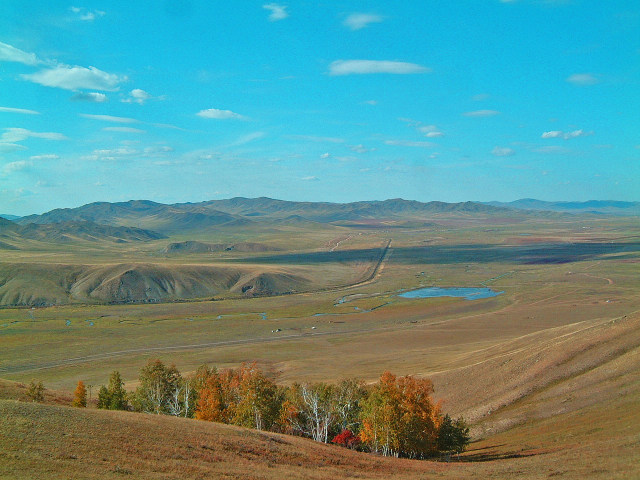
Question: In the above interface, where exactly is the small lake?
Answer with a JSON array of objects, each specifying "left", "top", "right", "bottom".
[{"left": 398, "top": 287, "right": 503, "bottom": 301}]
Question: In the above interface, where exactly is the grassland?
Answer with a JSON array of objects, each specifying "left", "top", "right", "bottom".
[{"left": 1, "top": 210, "right": 639, "bottom": 478}]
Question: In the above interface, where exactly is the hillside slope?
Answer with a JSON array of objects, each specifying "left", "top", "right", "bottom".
[{"left": 0, "top": 263, "right": 310, "bottom": 306}]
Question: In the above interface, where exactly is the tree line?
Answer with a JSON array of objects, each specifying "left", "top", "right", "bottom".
[{"left": 73, "top": 359, "right": 469, "bottom": 459}]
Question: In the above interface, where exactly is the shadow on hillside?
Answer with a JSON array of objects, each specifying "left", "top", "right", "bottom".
[
  {"left": 231, "top": 242, "right": 640, "bottom": 266},
  {"left": 458, "top": 444, "right": 553, "bottom": 462}
]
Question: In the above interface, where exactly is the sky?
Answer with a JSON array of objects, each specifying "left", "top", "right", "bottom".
[{"left": 1, "top": 1, "right": 639, "bottom": 215}]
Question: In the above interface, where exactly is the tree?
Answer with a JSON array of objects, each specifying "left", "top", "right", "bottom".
[
  {"left": 26, "top": 380, "right": 45, "bottom": 402},
  {"left": 284, "top": 382, "right": 336, "bottom": 443},
  {"left": 97, "top": 371, "right": 128, "bottom": 410},
  {"left": 334, "top": 378, "right": 367, "bottom": 432},
  {"left": 131, "top": 359, "right": 181, "bottom": 415},
  {"left": 231, "top": 363, "right": 282, "bottom": 431},
  {"left": 437, "top": 414, "right": 470, "bottom": 459},
  {"left": 72, "top": 380, "right": 87, "bottom": 407},
  {"left": 360, "top": 372, "right": 441, "bottom": 458},
  {"left": 331, "top": 429, "right": 361, "bottom": 449}
]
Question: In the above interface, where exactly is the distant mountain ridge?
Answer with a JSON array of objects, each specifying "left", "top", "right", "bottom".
[
  {"left": 16, "top": 197, "right": 522, "bottom": 233},
  {"left": 485, "top": 199, "right": 640, "bottom": 216}
]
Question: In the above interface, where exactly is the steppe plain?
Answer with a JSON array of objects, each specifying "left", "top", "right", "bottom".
[{"left": 1, "top": 198, "right": 639, "bottom": 479}]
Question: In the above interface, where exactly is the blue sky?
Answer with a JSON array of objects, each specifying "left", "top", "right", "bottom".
[{"left": 1, "top": 1, "right": 639, "bottom": 215}]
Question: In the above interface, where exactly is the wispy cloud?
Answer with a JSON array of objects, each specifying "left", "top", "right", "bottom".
[
  {"left": 80, "top": 114, "right": 139, "bottom": 123},
  {"left": 197, "top": 108, "right": 245, "bottom": 120},
  {"left": 329, "top": 60, "right": 430, "bottom": 76},
  {"left": 462, "top": 110, "right": 500, "bottom": 117},
  {"left": 0, "top": 106, "right": 40, "bottom": 115},
  {"left": 2, "top": 160, "right": 32, "bottom": 174},
  {"left": 121, "top": 89, "right": 161, "bottom": 105},
  {"left": 566, "top": 73, "right": 599, "bottom": 85},
  {"left": 1, "top": 128, "right": 67, "bottom": 142},
  {"left": 263, "top": 3, "right": 289, "bottom": 21},
  {"left": 491, "top": 146, "right": 515, "bottom": 156},
  {"left": 0, "top": 143, "right": 27, "bottom": 153},
  {"left": 349, "top": 144, "right": 374, "bottom": 153},
  {"left": 71, "top": 92, "right": 108, "bottom": 102},
  {"left": 0, "top": 42, "right": 41, "bottom": 66},
  {"left": 102, "top": 127, "right": 146, "bottom": 133},
  {"left": 22, "top": 65, "right": 123, "bottom": 91},
  {"left": 343, "top": 13, "right": 384, "bottom": 30},
  {"left": 301, "top": 175, "right": 319, "bottom": 181},
  {"left": 385, "top": 140, "right": 435, "bottom": 148},
  {"left": 287, "top": 135, "right": 345, "bottom": 143},
  {"left": 30, "top": 154, "right": 60, "bottom": 160},
  {"left": 418, "top": 125, "right": 444, "bottom": 138},
  {"left": 230, "top": 131, "right": 266, "bottom": 146},
  {"left": 541, "top": 129, "right": 593, "bottom": 139},
  {"left": 70, "top": 6, "right": 106, "bottom": 21}
]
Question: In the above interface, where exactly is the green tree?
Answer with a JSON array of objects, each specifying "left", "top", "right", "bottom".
[
  {"left": 26, "top": 380, "right": 45, "bottom": 402},
  {"left": 131, "top": 359, "right": 181, "bottom": 414},
  {"left": 97, "top": 371, "right": 128, "bottom": 410},
  {"left": 437, "top": 414, "right": 470, "bottom": 458}
]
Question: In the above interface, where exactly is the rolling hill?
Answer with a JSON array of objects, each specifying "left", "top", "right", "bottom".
[
  {"left": 485, "top": 199, "right": 640, "bottom": 216},
  {"left": 0, "top": 219, "right": 164, "bottom": 244}
]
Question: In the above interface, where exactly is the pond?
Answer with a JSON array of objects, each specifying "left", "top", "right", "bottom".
[{"left": 398, "top": 287, "right": 503, "bottom": 300}]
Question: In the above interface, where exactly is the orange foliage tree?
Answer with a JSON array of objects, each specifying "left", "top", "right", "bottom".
[
  {"left": 72, "top": 380, "right": 87, "bottom": 408},
  {"left": 359, "top": 371, "right": 441, "bottom": 458}
]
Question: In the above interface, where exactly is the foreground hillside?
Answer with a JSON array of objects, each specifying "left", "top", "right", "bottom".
[{"left": 2, "top": 312, "right": 639, "bottom": 479}]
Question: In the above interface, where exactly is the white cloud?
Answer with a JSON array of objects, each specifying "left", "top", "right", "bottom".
[
  {"left": 344, "top": 13, "right": 384, "bottom": 30},
  {"left": 363, "top": 100, "right": 378, "bottom": 106},
  {"left": 566, "top": 73, "right": 599, "bottom": 86},
  {"left": 492, "top": 146, "right": 515, "bottom": 156},
  {"left": 2, "top": 160, "right": 32, "bottom": 174},
  {"left": 70, "top": 6, "right": 106, "bottom": 21},
  {"left": 122, "top": 89, "right": 157, "bottom": 105},
  {"left": 30, "top": 154, "right": 60, "bottom": 160},
  {"left": 231, "top": 131, "right": 266, "bottom": 146},
  {"left": 418, "top": 125, "right": 444, "bottom": 137},
  {"left": 288, "top": 135, "right": 345, "bottom": 143},
  {"left": 472, "top": 93, "right": 490, "bottom": 101},
  {"left": 320, "top": 153, "right": 331, "bottom": 159},
  {"left": 0, "top": 42, "right": 41, "bottom": 66},
  {"left": 0, "top": 143, "right": 27, "bottom": 153},
  {"left": 71, "top": 92, "right": 108, "bottom": 102},
  {"left": 462, "top": 110, "right": 500, "bottom": 117},
  {"left": 263, "top": 3, "right": 289, "bottom": 21},
  {"left": 564, "top": 129, "right": 592, "bottom": 139},
  {"left": 197, "top": 108, "right": 245, "bottom": 120},
  {"left": 301, "top": 176, "right": 319, "bottom": 181},
  {"left": 541, "top": 130, "right": 563, "bottom": 138},
  {"left": 0, "top": 106, "right": 40, "bottom": 115},
  {"left": 329, "top": 60, "right": 430, "bottom": 76},
  {"left": 385, "top": 140, "right": 435, "bottom": 148},
  {"left": 1, "top": 128, "right": 67, "bottom": 142},
  {"left": 22, "top": 65, "right": 123, "bottom": 91},
  {"left": 349, "top": 144, "right": 373, "bottom": 153},
  {"left": 102, "top": 127, "right": 146, "bottom": 133},
  {"left": 92, "top": 147, "right": 138, "bottom": 159},
  {"left": 541, "top": 129, "right": 593, "bottom": 140},
  {"left": 80, "top": 114, "right": 139, "bottom": 123}
]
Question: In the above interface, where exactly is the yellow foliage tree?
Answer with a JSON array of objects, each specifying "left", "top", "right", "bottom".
[{"left": 72, "top": 380, "right": 87, "bottom": 408}]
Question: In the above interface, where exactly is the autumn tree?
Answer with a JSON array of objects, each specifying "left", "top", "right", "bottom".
[
  {"left": 26, "top": 380, "right": 45, "bottom": 402},
  {"left": 360, "top": 372, "right": 441, "bottom": 458},
  {"left": 72, "top": 380, "right": 87, "bottom": 408},
  {"left": 195, "top": 367, "right": 232, "bottom": 423},
  {"left": 230, "top": 363, "right": 282, "bottom": 431}
]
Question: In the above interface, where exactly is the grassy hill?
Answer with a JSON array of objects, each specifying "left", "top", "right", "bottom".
[{"left": 1, "top": 312, "right": 638, "bottom": 479}]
